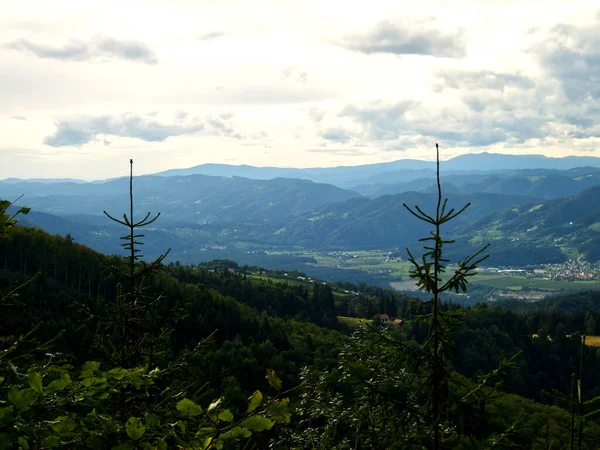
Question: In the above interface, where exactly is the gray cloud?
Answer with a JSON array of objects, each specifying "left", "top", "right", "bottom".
[
  {"left": 206, "top": 117, "right": 243, "bottom": 139},
  {"left": 5, "top": 36, "right": 157, "bottom": 64},
  {"left": 339, "top": 20, "right": 466, "bottom": 58},
  {"left": 435, "top": 70, "right": 535, "bottom": 92},
  {"left": 531, "top": 23, "right": 600, "bottom": 101},
  {"left": 339, "top": 100, "right": 416, "bottom": 141},
  {"left": 43, "top": 114, "right": 204, "bottom": 147},
  {"left": 334, "top": 95, "right": 552, "bottom": 149},
  {"left": 197, "top": 31, "right": 229, "bottom": 41},
  {"left": 42, "top": 112, "right": 252, "bottom": 147},
  {"left": 320, "top": 127, "right": 355, "bottom": 143}
]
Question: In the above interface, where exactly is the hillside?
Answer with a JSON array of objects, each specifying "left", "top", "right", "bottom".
[
  {"left": 459, "top": 185, "right": 600, "bottom": 262},
  {"left": 257, "top": 191, "right": 540, "bottom": 249},
  {"left": 0, "top": 174, "right": 360, "bottom": 223},
  {"left": 356, "top": 167, "right": 600, "bottom": 199},
  {"left": 14, "top": 189, "right": 547, "bottom": 266},
  {"left": 3, "top": 217, "right": 600, "bottom": 447}
]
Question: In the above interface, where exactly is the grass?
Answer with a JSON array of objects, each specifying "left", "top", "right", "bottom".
[
  {"left": 248, "top": 274, "right": 306, "bottom": 286},
  {"left": 338, "top": 316, "right": 373, "bottom": 328},
  {"left": 470, "top": 275, "right": 600, "bottom": 292},
  {"left": 586, "top": 336, "right": 600, "bottom": 347}
]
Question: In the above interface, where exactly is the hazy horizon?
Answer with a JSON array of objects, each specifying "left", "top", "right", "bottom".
[{"left": 1, "top": 0, "right": 599, "bottom": 180}]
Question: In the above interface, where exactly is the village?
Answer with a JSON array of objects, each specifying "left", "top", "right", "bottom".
[{"left": 480, "top": 257, "right": 600, "bottom": 281}]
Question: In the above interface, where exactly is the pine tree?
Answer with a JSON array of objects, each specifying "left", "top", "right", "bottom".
[{"left": 403, "top": 143, "right": 489, "bottom": 449}]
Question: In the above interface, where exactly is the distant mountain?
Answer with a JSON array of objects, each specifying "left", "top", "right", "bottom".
[
  {"left": 457, "top": 170, "right": 600, "bottom": 200},
  {"left": 443, "top": 153, "right": 600, "bottom": 172},
  {"left": 355, "top": 167, "right": 600, "bottom": 200},
  {"left": 0, "top": 177, "right": 87, "bottom": 184},
  {"left": 152, "top": 153, "right": 600, "bottom": 188},
  {"left": 154, "top": 159, "right": 435, "bottom": 188},
  {"left": 1, "top": 174, "right": 360, "bottom": 224}
]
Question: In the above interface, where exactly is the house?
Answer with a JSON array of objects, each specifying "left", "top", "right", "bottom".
[
  {"left": 379, "top": 313, "right": 390, "bottom": 324},
  {"left": 393, "top": 319, "right": 403, "bottom": 327}
]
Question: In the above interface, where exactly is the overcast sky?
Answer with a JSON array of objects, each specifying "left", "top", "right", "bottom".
[{"left": 1, "top": 0, "right": 599, "bottom": 180}]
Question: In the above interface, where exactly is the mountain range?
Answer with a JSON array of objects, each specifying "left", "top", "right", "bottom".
[{"left": 4, "top": 151, "right": 600, "bottom": 268}]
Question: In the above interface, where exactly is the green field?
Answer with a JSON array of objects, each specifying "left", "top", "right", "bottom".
[
  {"left": 247, "top": 274, "right": 307, "bottom": 287},
  {"left": 261, "top": 250, "right": 600, "bottom": 301},
  {"left": 338, "top": 316, "right": 373, "bottom": 328},
  {"left": 469, "top": 274, "right": 600, "bottom": 292}
]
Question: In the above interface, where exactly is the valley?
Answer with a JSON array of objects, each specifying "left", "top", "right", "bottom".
[
  {"left": 263, "top": 249, "right": 600, "bottom": 302},
  {"left": 6, "top": 152, "right": 600, "bottom": 303}
]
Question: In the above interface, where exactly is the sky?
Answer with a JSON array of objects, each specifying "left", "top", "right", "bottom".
[{"left": 1, "top": 0, "right": 599, "bottom": 180}]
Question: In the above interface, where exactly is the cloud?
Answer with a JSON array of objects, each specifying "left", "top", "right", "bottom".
[
  {"left": 5, "top": 36, "right": 158, "bottom": 64},
  {"left": 42, "top": 112, "right": 251, "bottom": 147},
  {"left": 174, "top": 85, "right": 334, "bottom": 105},
  {"left": 531, "top": 23, "right": 600, "bottom": 101},
  {"left": 281, "top": 66, "right": 308, "bottom": 84},
  {"left": 10, "top": 116, "right": 26, "bottom": 121},
  {"left": 306, "top": 148, "right": 373, "bottom": 156},
  {"left": 339, "top": 100, "right": 417, "bottom": 141},
  {"left": 206, "top": 117, "right": 243, "bottom": 139},
  {"left": 320, "top": 127, "right": 355, "bottom": 143},
  {"left": 43, "top": 114, "right": 204, "bottom": 147},
  {"left": 197, "top": 31, "right": 229, "bottom": 41},
  {"left": 339, "top": 20, "right": 466, "bottom": 58},
  {"left": 435, "top": 70, "right": 535, "bottom": 92},
  {"left": 334, "top": 96, "right": 551, "bottom": 148}
]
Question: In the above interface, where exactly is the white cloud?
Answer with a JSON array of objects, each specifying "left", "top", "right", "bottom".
[{"left": 1, "top": 0, "right": 600, "bottom": 179}]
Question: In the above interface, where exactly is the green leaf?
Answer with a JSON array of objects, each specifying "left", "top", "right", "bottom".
[
  {"left": 91, "top": 409, "right": 119, "bottom": 432},
  {"left": 51, "top": 416, "right": 78, "bottom": 433},
  {"left": 176, "top": 398, "right": 203, "bottom": 417},
  {"left": 18, "top": 437, "right": 29, "bottom": 449},
  {"left": 0, "top": 376, "right": 4, "bottom": 385},
  {"left": 47, "top": 373, "right": 71, "bottom": 393},
  {"left": 126, "top": 417, "right": 146, "bottom": 441},
  {"left": 79, "top": 361, "right": 101, "bottom": 378},
  {"left": 155, "top": 439, "right": 168, "bottom": 450},
  {"left": 145, "top": 413, "right": 160, "bottom": 428},
  {"left": 0, "top": 407, "right": 14, "bottom": 427},
  {"left": 217, "top": 409, "right": 233, "bottom": 423},
  {"left": 8, "top": 387, "right": 37, "bottom": 411},
  {"left": 40, "top": 436, "right": 60, "bottom": 448},
  {"left": 27, "top": 370, "right": 43, "bottom": 394},
  {"left": 203, "top": 437, "right": 223, "bottom": 450},
  {"left": 268, "top": 398, "right": 291, "bottom": 424},
  {"left": 247, "top": 390, "right": 263, "bottom": 413},
  {"left": 240, "top": 415, "right": 274, "bottom": 432},
  {"left": 196, "top": 427, "right": 216, "bottom": 438},
  {"left": 265, "top": 369, "right": 282, "bottom": 392},
  {"left": 107, "top": 367, "right": 129, "bottom": 381},
  {"left": 220, "top": 426, "right": 252, "bottom": 440}
]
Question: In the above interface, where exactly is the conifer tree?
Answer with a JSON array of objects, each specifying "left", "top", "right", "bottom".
[
  {"left": 99, "top": 159, "right": 171, "bottom": 372},
  {"left": 403, "top": 143, "right": 490, "bottom": 449}
]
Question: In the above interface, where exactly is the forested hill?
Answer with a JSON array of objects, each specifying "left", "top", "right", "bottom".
[
  {"left": 4, "top": 218, "right": 600, "bottom": 447},
  {"left": 458, "top": 184, "right": 600, "bottom": 263},
  {"left": 0, "top": 174, "right": 360, "bottom": 223}
]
